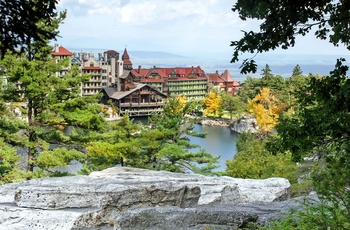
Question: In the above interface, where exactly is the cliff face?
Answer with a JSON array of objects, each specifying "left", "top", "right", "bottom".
[{"left": 0, "top": 167, "right": 292, "bottom": 230}]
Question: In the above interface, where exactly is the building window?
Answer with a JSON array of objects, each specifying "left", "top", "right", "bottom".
[{"left": 90, "top": 62, "right": 94, "bottom": 67}]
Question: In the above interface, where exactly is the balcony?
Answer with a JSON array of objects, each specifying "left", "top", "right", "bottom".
[{"left": 120, "top": 102, "right": 165, "bottom": 107}]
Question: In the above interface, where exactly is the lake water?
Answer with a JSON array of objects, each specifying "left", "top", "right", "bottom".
[
  {"left": 186, "top": 124, "right": 238, "bottom": 172},
  {"left": 134, "top": 117, "right": 239, "bottom": 172},
  {"left": 59, "top": 119, "right": 238, "bottom": 174}
]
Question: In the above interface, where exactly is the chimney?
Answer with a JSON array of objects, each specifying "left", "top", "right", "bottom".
[
  {"left": 153, "top": 66, "right": 156, "bottom": 69},
  {"left": 216, "top": 70, "right": 219, "bottom": 74},
  {"left": 54, "top": 44, "right": 59, "bottom": 52},
  {"left": 138, "top": 65, "right": 141, "bottom": 73}
]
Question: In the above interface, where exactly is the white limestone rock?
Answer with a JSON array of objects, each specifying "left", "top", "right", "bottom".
[
  {"left": 90, "top": 167, "right": 291, "bottom": 205},
  {"left": 231, "top": 116, "right": 259, "bottom": 133},
  {"left": 0, "top": 167, "right": 291, "bottom": 229}
]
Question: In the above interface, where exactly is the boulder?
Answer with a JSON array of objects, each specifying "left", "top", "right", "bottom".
[
  {"left": 0, "top": 167, "right": 291, "bottom": 229},
  {"left": 231, "top": 116, "right": 259, "bottom": 133},
  {"left": 116, "top": 195, "right": 317, "bottom": 230}
]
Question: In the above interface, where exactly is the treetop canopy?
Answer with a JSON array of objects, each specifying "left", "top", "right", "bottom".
[{"left": 231, "top": 0, "right": 350, "bottom": 74}]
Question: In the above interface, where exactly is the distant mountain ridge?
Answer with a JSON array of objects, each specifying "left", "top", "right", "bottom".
[{"left": 62, "top": 45, "right": 350, "bottom": 82}]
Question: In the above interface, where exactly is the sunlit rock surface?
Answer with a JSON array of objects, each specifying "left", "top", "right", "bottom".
[{"left": 0, "top": 167, "right": 291, "bottom": 230}]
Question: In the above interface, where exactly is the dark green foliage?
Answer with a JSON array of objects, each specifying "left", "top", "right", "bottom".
[
  {"left": 0, "top": 0, "right": 64, "bottom": 57},
  {"left": 129, "top": 97, "right": 219, "bottom": 174},
  {"left": 231, "top": 0, "right": 350, "bottom": 73},
  {"left": 264, "top": 60, "right": 350, "bottom": 228},
  {"left": 0, "top": 44, "right": 107, "bottom": 180},
  {"left": 274, "top": 59, "right": 350, "bottom": 160},
  {"left": 292, "top": 64, "right": 303, "bottom": 77}
]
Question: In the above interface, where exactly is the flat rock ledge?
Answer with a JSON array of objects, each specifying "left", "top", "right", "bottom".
[{"left": 0, "top": 167, "right": 292, "bottom": 230}]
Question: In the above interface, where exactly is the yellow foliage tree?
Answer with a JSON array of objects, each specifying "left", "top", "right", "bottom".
[
  {"left": 203, "top": 92, "right": 221, "bottom": 116},
  {"left": 248, "top": 87, "right": 281, "bottom": 133},
  {"left": 168, "top": 95, "right": 188, "bottom": 114}
]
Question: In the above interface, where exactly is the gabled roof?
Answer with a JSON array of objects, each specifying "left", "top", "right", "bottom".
[
  {"left": 119, "top": 70, "right": 131, "bottom": 79},
  {"left": 102, "top": 83, "right": 167, "bottom": 100},
  {"left": 207, "top": 72, "right": 223, "bottom": 83},
  {"left": 130, "top": 66, "right": 208, "bottom": 81},
  {"left": 208, "top": 70, "right": 241, "bottom": 87},
  {"left": 52, "top": 46, "right": 72, "bottom": 56}
]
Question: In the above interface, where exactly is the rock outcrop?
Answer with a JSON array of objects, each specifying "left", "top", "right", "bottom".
[
  {"left": 200, "top": 118, "right": 233, "bottom": 127},
  {"left": 231, "top": 116, "right": 259, "bottom": 133},
  {"left": 0, "top": 167, "right": 292, "bottom": 230}
]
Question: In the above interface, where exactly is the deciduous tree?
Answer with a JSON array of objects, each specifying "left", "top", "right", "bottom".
[
  {"left": 248, "top": 87, "right": 282, "bottom": 133},
  {"left": 231, "top": 0, "right": 350, "bottom": 73},
  {"left": 203, "top": 92, "right": 221, "bottom": 117},
  {"left": 220, "top": 92, "right": 246, "bottom": 120}
]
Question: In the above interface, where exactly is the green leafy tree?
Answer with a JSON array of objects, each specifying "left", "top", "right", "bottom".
[
  {"left": 220, "top": 92, "right": 246, "bottom": 120},
  {"left": 225, "top": 132, "right": 297, "bottom": 183},
  {"left": 237, "top": 76, "right": 263, "bottom": 103},
  {"left": 266, "top": 60, "right": 350, "bottom": 228},
  {"left": 230, "top": 0, "right": 350, "bottom": 73}
]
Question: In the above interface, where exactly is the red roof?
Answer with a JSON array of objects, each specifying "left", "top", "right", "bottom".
[
  {"left": 220, "top": 70, "right": 233, "bottom": 82},
  {"left": 208, "top": 71, "right": 224, "bottom": 83},
  {"left": 122, "top": 48, "right": 130, "bottom": 59},
  {"left": 52, "top": 46, "right": 72, "bottom": 56},
  {"left": 104, "top": 50, "right": 119, "bottom": 54},
  {"left": 122, "top": 48, "right": 132, "bottom": 65},
  {"left": 208, "top": 70, "right": 241, "bottom": 86},
  {"left": 131, "top": 66, "right": 207, "bottom": 81}
]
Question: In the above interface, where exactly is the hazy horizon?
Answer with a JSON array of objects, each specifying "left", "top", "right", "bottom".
[{"left": 65, "top": 46, "right": 349, "bottom": 83}]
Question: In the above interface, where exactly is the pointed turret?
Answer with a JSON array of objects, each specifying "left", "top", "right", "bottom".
[{"left": 122, "top": 48, "right": 132, "bottom": 70}]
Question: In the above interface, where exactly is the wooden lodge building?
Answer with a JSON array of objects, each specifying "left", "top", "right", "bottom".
[{"left": 100, "top": 82, "right": 167, "bottom": 117}]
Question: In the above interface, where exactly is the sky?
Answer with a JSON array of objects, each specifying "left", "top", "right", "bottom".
[{"left": 54, "top": 0, "right": 350, "bottom": 77}]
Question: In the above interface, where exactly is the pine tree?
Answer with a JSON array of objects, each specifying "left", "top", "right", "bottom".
[{"left": 0, "top": 13, "right": 107, "bottom": 180}]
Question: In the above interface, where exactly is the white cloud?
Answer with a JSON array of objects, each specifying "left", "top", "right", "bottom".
[{"left": 55, "top": 0, "right": 349, "bottom": 59}]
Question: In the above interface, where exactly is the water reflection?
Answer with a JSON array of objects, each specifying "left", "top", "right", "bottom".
[{"left": 186, "top": 124, "right": 238, "bottom": 172}]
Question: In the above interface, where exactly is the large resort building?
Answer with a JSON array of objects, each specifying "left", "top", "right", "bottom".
[{"left": 51, "top": 44, "right": 241, "bottom": 116}]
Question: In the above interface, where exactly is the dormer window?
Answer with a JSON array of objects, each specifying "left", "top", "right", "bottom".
[{"left": 90, "top": 62, "right": 94, "bottom": 67}]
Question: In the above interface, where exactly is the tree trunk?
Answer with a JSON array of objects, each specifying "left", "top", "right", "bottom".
[{"left": 27, "top": 99, "right": 35, "bottom": 172}]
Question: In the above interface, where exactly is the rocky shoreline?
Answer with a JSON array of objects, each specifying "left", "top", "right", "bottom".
[
  {"left": 198, "top": 118, "right": 234, "bottom": 127},
  {"left": 197, "top": 116, "right": 259, "bottom": 134}
]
